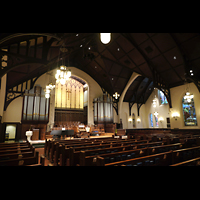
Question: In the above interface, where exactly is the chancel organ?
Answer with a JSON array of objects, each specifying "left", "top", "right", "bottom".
[
  {"left": 93, "top": 94, "right": 113, "bottom": 124},
  {"left": 22, "top": 85, "right": 49, "bottom": 122}
]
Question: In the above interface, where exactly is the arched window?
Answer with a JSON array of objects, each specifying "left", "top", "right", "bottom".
[
  {"left": 132, "top": 113, "right": 135, "bottom": 128},
  {"left": 159, "top": 90, "right": 168, "bottom": 105},
  {"left": 155, "top": 115, "right": 159, "bottom": 127},
  {"left": 149, "top": 113, "right": 153, "bottom": 127},
  {"left": 182, "top": 93, "right": 197, "bottom": 126}
]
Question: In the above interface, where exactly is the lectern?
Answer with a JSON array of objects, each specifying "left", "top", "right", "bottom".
[{"left": 32, "top": 129, "right": 39, "bottom": 140}]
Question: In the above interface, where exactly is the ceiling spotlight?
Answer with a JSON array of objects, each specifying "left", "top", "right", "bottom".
[
  {"left": 88, "top": 47, "right": 91, "bottom": 50},
  {"left": 173, "top": 56, "right": 176, "bottom": 59},
  {"left": 76, "top": 34, "right": 79, "bottom": 36},
  {"left": 190, "top": 70, "right": 193, "bottom": 73},
  {"left": 117, "top": 48, "right": 120, "bottom": 51},
  {"left": 191, "top": 73, "right": 194, "bottom": 76},
  {"left": 80, "top": 44, "right": 83, "bottom": 47},
  {"left": 100, "top": 33, "right": 111, "bottom": 44}
]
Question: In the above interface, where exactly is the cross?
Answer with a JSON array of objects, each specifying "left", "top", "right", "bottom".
[
  {"left": 154, "top": 111, "right": 159, "bottom": 117},
  {"left": 66, "top": 89, "right": 71, "bottom": 100},
  {"left": 113, "top": 92, "right": 120, "bottom": 99}
]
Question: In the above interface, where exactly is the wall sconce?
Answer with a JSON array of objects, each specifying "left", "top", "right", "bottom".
[
  {"left": 172, "top": 112, "right": 180, "bottom": 120},
  {"left": 158, "top": 117, "right": 164, "bottom": 123},
  {"left": 137, "top": 117, "right": 141, "bottom": 123},
  {"left": 128, "top": 117, "right": 132, "bottom": 123}
]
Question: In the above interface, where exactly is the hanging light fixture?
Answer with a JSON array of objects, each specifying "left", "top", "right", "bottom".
[
  {"left": 45, "top": 85, "right": 51, "bottom": 99},
  {"left": 183, "top": 92, "right": 194, "bottom": 103},
  {"left": 113, "top": 92, "right": 120, "bottom": 100},
  {"left": 55, "top": 65, "right": 71, "bottom": 85},
  {"left": 45, "top": 82, "right": 55, "bottom": 99},
  {"left": 55, "top": 44, "right": 72, "bottom": 85},
  {"left": 48, "top": 82, "right": 55, "bottom": 90},
  {"left": 100, "top": 33, "right": 111, "bottom": 44}
]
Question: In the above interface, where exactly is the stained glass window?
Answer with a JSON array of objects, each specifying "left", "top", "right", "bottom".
[
  {"left": 182, "top": 95, "right": 197, "bottom": 126},
  {"left": 155, "top": 116, "right": 159, "bottom": 127},
  {"left": 150, "top": 113, "right": 153, "bottom": 127},
  {"left": 159, "top": 90, "right": 168, "bottom": 105}
]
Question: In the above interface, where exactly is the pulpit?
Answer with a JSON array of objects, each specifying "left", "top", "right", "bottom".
[
  {"left": 25, "top": 131, "right": 33, "bottom": 141},
  {"left": 32, "top": 129, "right": 39, "bottom": 140}
]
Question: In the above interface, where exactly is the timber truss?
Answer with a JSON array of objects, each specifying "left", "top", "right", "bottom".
[
  {"left": 122, "top": 33, "right": 173, "bottom": 116},
  {"left": 0, "top": 33, "right": 62, "bottom": 110},
  {"left": 1, "top": 33, "right": 200, "bottom": 114}
]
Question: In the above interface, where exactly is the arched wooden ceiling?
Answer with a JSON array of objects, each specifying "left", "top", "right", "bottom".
[{"left": 1, "top": 33, "right": 200, "bottom": 110}]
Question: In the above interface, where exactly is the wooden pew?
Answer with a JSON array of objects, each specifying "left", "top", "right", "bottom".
[
  {"left": 171, "top": 146, "right": 200, "bottom": 164},
  {"left": 80, "top": 143, "right": 182, "bottom": 166},
  {"left": 0, "top": 141, "right": 30, "bottom": 147},
  {"left": 48, "top": 137, "right": 127, "bottom": 164},
  {"left": 80, "top": 147, "right": 149, "bottom": 166},
  {"left": 0, "top": 141, "right": 38, "bottom": 166},
  {"left": 0, "top": 145, "right": 30, "bottom": 153},
  {"left": 27, "top": 155, "right": 45, "bottom": 166},
  {"left": 0, "top": 147, "right": 35, "bottom": 156},
  {"left": 0, "top": 151, "right": 35, "bottom": 161},
  {"left": 98, "top": 151, "right": 173, "bottom": 166},
  {"left": 48, "top": 138, "right": 122, "bottom": 163},
  {"left": 45, "top": 137, "right": 121, "bottom": 159},
  {"left": 0, "top": 151, "right": 39, "bottom": 166},
  {"left": 96, "top": 145, "right": 200, "bottom": 166},
  {"left": 170, "top": 157, "right": 200, "bottom": 166},
  {"left": 64, "top": 141, "right": 164, "bottom": 166},
  {"left": 49, "top": 134, "right": 199, "bottom": 166}
]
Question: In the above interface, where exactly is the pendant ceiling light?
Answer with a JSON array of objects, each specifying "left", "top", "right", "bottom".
[
  {"left": 183, "top": 92, "right": 194, "bottom": 103},
  {"left": 100, "top": 33, "right": 111, "bottom": 44},
  {"left": 55, "top": 65, "right": 71, "bottom": 85},
  {"left": 113, "top": 92, "right": 120, "bottom": 100},
  {"left": 45, "top": 82, "right": 55, "bottom": 99},
  {"left": 55, "top": 43, "right": 72, "bottom": 85}
]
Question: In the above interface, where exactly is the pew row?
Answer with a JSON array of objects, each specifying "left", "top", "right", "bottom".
[
  {"left": 0, "top": 141, "right": 39, "bottom": 166},
  {"left": 62, "top": 141, "right": 165, "bottom": 166},
  {"left": 75, "top": 137, "right": 199, "bottom": 166},
  {"left": 96, "top": 145, "right": 200, "bottom": 166},
  {"left": 44, "top": 134, "right": 200, "bottom": 166},
  {"left": 80, "top": 143, "right": 183, "bottom": 166}
]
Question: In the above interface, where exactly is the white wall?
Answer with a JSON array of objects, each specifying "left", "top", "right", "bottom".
[
  {"left": 143, "top": 88, "right": 170, "bottom": 128},
  {"left": 170, "top": 82, "right": 200, "bottom": 129},
  {"left": 119, "top": 83, "right": 200, "bottom": 130},
  {"left": 120, "top": 88, "right": 170, "bottom": 129},
  {"left": 2, "top": 96, "right": 23, "bottom": 123}
]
